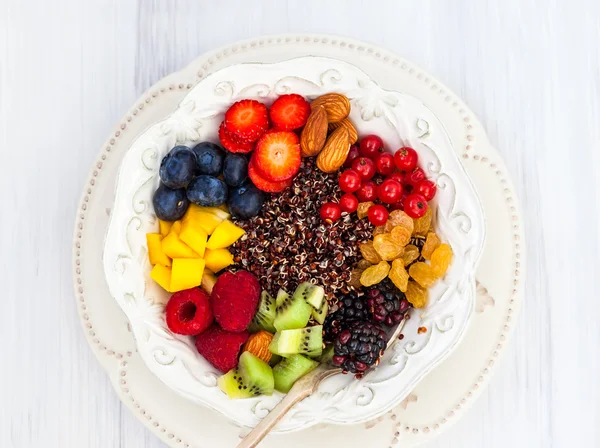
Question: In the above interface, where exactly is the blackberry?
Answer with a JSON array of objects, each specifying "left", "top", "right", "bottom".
[
  {"left": 323, "top": 293, "right": 370, "bottom": 343},
  {"left": 365, "top": 279, "right": 411, "bottom": 327},
  {"left": 332, "top": 321, "right": 387, "bottom": 377}
]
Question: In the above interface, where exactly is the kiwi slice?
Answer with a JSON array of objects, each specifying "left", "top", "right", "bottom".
[
  {"left": 311, "top": 300, "right": 328, "bottom": 325},
  {"left": 217, "top": 370, "right": 255, "bottom": 399},
  {"left": 273, "top": 354, "right": 319, "bottom": 393},
  {"left": 248, "top": 291, "right": 276, "bottom": 333},
  {"left": 238, "top": 351, "right": 274, "bottom": 396},
  {"left": 296, "top": 282, "right": 325, "bottom": 309},
  {"left": 317, "top": 344, "right": 334, "bottom": 364},
  {"left": 269, "top": 326, "right": 323, "bottom": 358},
  {"left": 274, "top": 287, "right": 312, "bottom": 331},
  {"left": 276, "top": 289, "right": 289, "bottom": 307}
]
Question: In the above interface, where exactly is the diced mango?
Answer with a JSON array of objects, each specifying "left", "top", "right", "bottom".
[
  {"left": 161, "top": 231, "right": 199, "bottom": 259},
  {"left": 150, "top": 264, "right": 173, "bottom": 292},
  {"left": 183, "top": 204, "right": 230, "bottom": 235},
  {"left": 171, "top": 258, "right": 205, "bottom": 292},
  {"left": 170, "top": 220, "right": 182, "bottom": 235},
  {"left": 146, "top": 233, "right": 172, "bottom": 267},
  {"left": 159, "top": 220, "right": 173, "bottom": 238},
  {"left": 179, "top": 220, "right": 208, "bottom": 257},
  {"left": 204, "top": 248, "right": 234, "bottom": 272},
  {"left": 201, "top": 269, "right": 218, "bottom": 294},
  {"left": 206, "top": 220, "right": 246, "bottom": 250}
]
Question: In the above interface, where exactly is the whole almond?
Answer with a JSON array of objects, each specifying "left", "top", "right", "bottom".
[
  {"left": 310, "top": 93, "right": 351, "bottom": 123},
  {"left": 243, "top": 330, "right": 273, "bottom": 363},
  {"left": 328, "top": 118, "right": 358, "bottom": 144},
  {"left": 300, "top": 106, "right": 328, "bottom": 157},
  {"left": 316, "top": 127, "right": 351, "bottom": 173}
]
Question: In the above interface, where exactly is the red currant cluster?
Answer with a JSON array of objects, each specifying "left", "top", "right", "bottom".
[{"left": 319, "top": 135, "right": 437, "bottom": 226}]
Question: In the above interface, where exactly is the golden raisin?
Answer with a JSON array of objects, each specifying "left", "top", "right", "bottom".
[
  {"left": 391, "top": 226, "right": 412, "bottom": 247},
  {"left": 243, "top": 331, "right": 274, "bottom": 363},
  {"left": 388, "top": 210, "right": 414, "bottom": 234},
  {"left": 360, "top": 241, "right": 382, "bottom": 264},
  {"left": 348, "top": 268, "right": 365, "bottom": 289},
  {"left": 405, "top": 281, "right": 428, "bottom": 308},
  {"left": 412, "top": 207, "right": 432, "bottom": 235},
  {"left": 402, "top": 245, "right": 421, "bottom": 266},
  {"left": 389, "top": 259, "right": 409, "bottom": 292},
  {"left": 357, "top": 259, "right": 373, "bottom": 270},
  {"left": 373, "top": 226, "right": 387, "bottom": 236},
  {"left": 373, "top": 234, "right": 404, "bottom": 261},
  {"left": 357, "top": 202, "right": 374, "bottom": 219},
  {"left": 431, "top": 244, "right": 453, "bottom": 278},
  {"left": 421, "top": 232, "right": 441, "bottom": 260},
  {"left": 360, "top": 261, "right": 391, "bottom": 287},
  {"left": 408, "top": 262, "right": 437, "bottom": 288}
]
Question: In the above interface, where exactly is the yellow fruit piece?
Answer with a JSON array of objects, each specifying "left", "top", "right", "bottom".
[
  {"left": 389, "top": 259, "right": 409, "bottom": 292},
  {"left": 150, "top": 264, "right": 173, "bottom": 292},
  {"left": 421, "top": 232, "right": 441, "bottom": 260},
  {"left": 159, "top": 220, "right": 173, "bottom": 237},
  {"left": 388, "top": 210, "right": 414, "bottom": 231},
  {"left": 179, "top": 220, "right": 208, "bottom": 257},
  {"left": 360, "top": 261, "right": 390, "bottom": 287},
  {"left": 360, "top": 241, "right": 382, "bottom": 264},
  {"left": 413, "top": 207, "right": 432, "bottom": 236},
  {"left": 402, "top": 245, "right": 421, "bottom": 266},
  {"left": 146, "top": 233, "right": 172, "bottom": 267},
  {"left": 243, "top": 331, "right": 274, "bottom": 363},
  {"left": 201, "top": 269, "right": 218, "bottom": 295},
  {"left": 161, "top": 231, "right": 199, "bottom": 259},
  {"left": 171, "top": 258, "right": 205, "bottom": 292},
  {"left": 373, "top": 234, "right": 404, "bottom": 261},
  {"left": 183, "top": 204, "right": 230, "bottom": 235},
  {"left": 408, "top": 262, "right": 437, "bottom": 288},
  {"left": 204, "top": 248, "right": 234, "bottom": 273},
  {"left": 390, "top": 226, "right": 412, "bottom": 247},
  {"left": 357, "top": 259, "right": 373, "bottom": 270},
  {"left": 431, "top": 244, "right": 453, "bottom": 278},
  {"left": 206, "top": 220, "right": 246, "bottom": 250},
  {"left": 357, "top": 202, "right": 374, "bottom": 219},
  {"left": 171, "top": 220, "right": 182, "bottom": 235},
  {"left": 373, "top": 226, "right": 387, "bottom": 236},
  {"left": 406, "top": 281, "right": 428, "bottom": 308}
]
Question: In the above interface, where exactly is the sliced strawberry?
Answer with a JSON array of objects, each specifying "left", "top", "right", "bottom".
[
  {"left": 248, "top": 156, "right": 293, "bottom": 193},
  {"left": 254, "top": 131, "right": 301, "bottom": 181},
  {"left": 224, "top": 99, "right": 269, "bottom": 142},
  {"left": 219, "top": 122, "right": 255, "bottom": 153},
  {"left": 269, "top": 94, "right": 311, "bottom": 131}
]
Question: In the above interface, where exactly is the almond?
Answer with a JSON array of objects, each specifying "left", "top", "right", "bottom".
[
  {"left": 243, "top": 330, "right": 273, "bottom": 363},
  {"left": 300, "top": 106, "right": 328, "bottom": 157},
  {"left": 310, "top": 93, "right": 351, "bottom": 123},
  {"left": 328, "top": 118, "right": 358, "bottom": 144},
  {"left": 316, "top": 127, "right": 351, "bottom": 173}
]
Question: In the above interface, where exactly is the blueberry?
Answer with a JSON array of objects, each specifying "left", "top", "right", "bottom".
[
  {"left": 186, "top": 175, "right": 228, "bottom": 207},
  {"left": 159, "top": 146, "right": 196, "bottom": 189},
  {"left": 222, "top": 153, "right": 248, "bottom": 187},
  {"left": 153, "top": 184, "right": 189, "bottom": 221},
  {"left": 191, "top": 142, "right": 225, "bottom": 176},
  {"left": 227, "top": 181, "right": 265, "bottom": 219}
]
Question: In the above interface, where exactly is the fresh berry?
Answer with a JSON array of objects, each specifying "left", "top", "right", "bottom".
[
  {"left": 356, "top": 180, "right": 377, "bottom": 202},
  {"left": 211, "top": 271, "right": 261, "bottom": 332},
  {"left": 332, "top": 321, "right": 387, "bottom": 376},
  {"left": 375, "top": 153, "right": 395, "bottom": 175},
  {"left": 191, "top": 142, "right": 225, "bottom": 177},
  {"left": 323, "top": 293, "right": 370, "bottom": 343},
  {"left": 339, "top": 193, "right": 359, "bottom": 213},
  {"left": 339, "top": 169, "right": 362, "bottom": 193},
  {"left": 159, "top": 146, "right": 197, "bottom": 189},
  {"left": 254, "top": 131, "right": 301, "bottom": 181},
  {"left": 344, "top": 145, "right": 361, "bottom": 168},
  {"left": 166, "top": 288, "right": 213, "bottom": 336},
  {"left": 153, "top": 184, "right": 189, "bottom": 221},
  {"left": 368, "top": 204, "right": 389, "bottom": 226},
  {"left": 248, "top": 156, "right": 293, "bottom": 193},
  {"left": 186, "top": 175, "right": 228, "bottom": 207},
  {"left": 404, "top": 193, "right": 428, "bottom": 218},
  {"left": 222, "top": 153, "right": 248, "bottom": 187},
  {"left": 351, "top": 157, "right": 376, "bottom": 180},
  {"left": 366, "top": 279, "right": 411, "bottom": 326},
  {"left": 224, "top": 99, "right": 269, "bottom": 142},
  {"left": 195, "top": 324, "right": 250, "bottom": 372},
  {"left": 320, "top": 202, "right": 342, "bottom": 223},
  {"left": 227, "top": 180, "right": 265, "bottom": 219},
  {"left": 359, "top": 135, "right": 384, "bottom": 158},
  {"left": 405, "top": 167, "right": 426, "bottom": 186},
  {"left": 390, "top": 200, "right": 404, "bottom": 211},
  {"left": 377, "top": 179, "right": 403, "bottom": 204},
  {"left": 219, "top": 122, "right": 255, "bottom": 153},
  {"left": 269, "top": 94, "right": 311, "bottom": 130},
  {"left": 393, "top": 147, "right": 418, "bottom": 171},
  {"left": 386, "top": 172, "right": 405, "bottom": 184},
  {"left": 414, "top": 179, "right": 437, "bottom": 201}
]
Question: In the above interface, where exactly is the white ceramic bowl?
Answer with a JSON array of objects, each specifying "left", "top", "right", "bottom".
[{"left": 102, "top": 56, "right": 486, "bottom": 433}]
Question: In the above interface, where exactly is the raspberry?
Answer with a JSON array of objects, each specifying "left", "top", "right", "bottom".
[
  {"left": 211, "top": 270, "right": 260, "bottom": 332},
  {"left": 195, "top": 324, "right": 249, "bottom": 372},
  {"left": 165, "top": 288, "right": 213, "bottom": 336}
]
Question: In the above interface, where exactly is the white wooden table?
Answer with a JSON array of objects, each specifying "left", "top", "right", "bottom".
[{"left": 1, "top": 1, "right": 599, "bottom": 447}]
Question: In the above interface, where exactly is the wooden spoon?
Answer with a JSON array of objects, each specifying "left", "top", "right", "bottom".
[{"left": 237, "top": 320, "right": 406, "bottom": 448}]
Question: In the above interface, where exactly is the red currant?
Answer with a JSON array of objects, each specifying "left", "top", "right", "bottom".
[
  {"left": 375, "top": 153, "right": 395, "bottom": 175},
  {"left": 405, "top": 167, "right": 426, "bottom": 186},
  {"left": 339, "top": 193, "right": 359, "bottom": 213},
  {"left": 320, "top": 202, "right": 342, "bottom": 223},
  {"left": 359, "top": 135, "right": 384, "bottom": 158},
  {"left": 351, "top": 157, "right": 376, "bottom": 180},
  {"left": 386, "top": 172, "right": 405, "bottom": 184},
  {"left": 338, "top": 169, "right": 362, "bottom": 193},
  {"left": 404, "top": 194, "right": 428, "bottom": 218},
  {"left": 393, "top": 147, "right": 418, "bottom": 171},
  {"left": 377, "top": 179, "right": 403, "bottom": 204},
  {"left": 368, "top": 204, "right": 389, "bottom": 226},
  {"left": 344, "top": 145, "right": 361, "bottom": 168},
  {"left": 356, "top": 180, "right": 377, "bottom": 202},
  {"left": 414, "top": 179, "right": 437, "bottom": 201},
  {"left": 390, "top": 200, "right": 404, "bottom": 211}
]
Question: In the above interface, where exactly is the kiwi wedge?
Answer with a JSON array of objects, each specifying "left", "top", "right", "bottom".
[
  {"left": 218, "top": 352, "right": 275, "bottom": 399},
  {"left": 311, "top": 300, "right": 328, "bottom": 325},
  {"left": 274, "top": 286, "right": 312, "bottom": 331},
  {"left": 269, "top": 326, "right": 323, "bottom": 358},
  {"left": 296, "top": 282, "right": 325, "bottom": 309},
  {"left": 276, "top": 289, "right": 289, "bottom": 307},
  {"left": 273, "top": 354, "right": 319, "bottom": 393},
  {"left": 217, "top": 370, "right": 254, "bottom": 399},
  {"left": 248, "top": 291, "right": 276, "bottom": 333}
]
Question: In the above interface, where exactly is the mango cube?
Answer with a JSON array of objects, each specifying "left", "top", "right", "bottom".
[
  {"left": 159, "top": 220, "right": 173, "bottom": 238},
  {"left": 161, "top": 231, "right": 198, "bottom": 259},
  {"left": 204, "top": 248, "right": 234, "bottom": 272},
  {"left": 179, "top": 220, "right": 208, "bottom": 257},
  {"left": 206, "top": 220, "right": 246, "bottom": 250},
  {"left": 170, "top": 220, "right": 182, "bottom": 235},
  {"left": 183, "top": 204, "right": 230, "bottom": 235},
  {"left": 150, "top": 264, "right": 173, "bottom": 292},
  {"left": 171, "top": 258, "right": 205, "bottom": 292},
  {"left": 146, "top": 233, "right": 171, "bottom": 267},
  {"left": 201, "top": 269, "right": 218, "bottom": 294}
]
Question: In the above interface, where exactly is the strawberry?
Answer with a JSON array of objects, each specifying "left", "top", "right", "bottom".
[
  {"left": 211, "top": 271, "right": 260, "bottom": 332},
  {"left": 248, "top": 156, "right": 293, "bottom": 193},
  {"left": 253, "top": 131, "right": 301, "bottom": 182},
  {"left": 224, "top": 99, "right": 269, "bottom": 142},
  {"left": 219, "top": 122, "right": 255, "bottom": 153},
  {"left": 195, "top": 325, "right": 249, "bottom": 372},
  {"left": 165, "top": 288, "right": 213, "bottom": 336},
  {"left": 269, "top": 94, "right": 311, "bottom": 130}
]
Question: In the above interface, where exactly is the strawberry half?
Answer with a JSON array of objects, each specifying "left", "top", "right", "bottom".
[
  {"left": 253, "top": 131, "right": 301, "bottom": 182},
  {"left": 248, "top": 156, "right": 293, "bottom": 193},
  {"left": 219, "top": 122, "right": 255, "bottom": 153},
  {"left": 269, "top": 94, "right": 311, "bottom": 131},
  {"left": 224, "top": 99, "right": 269, "bottom": 142}
]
